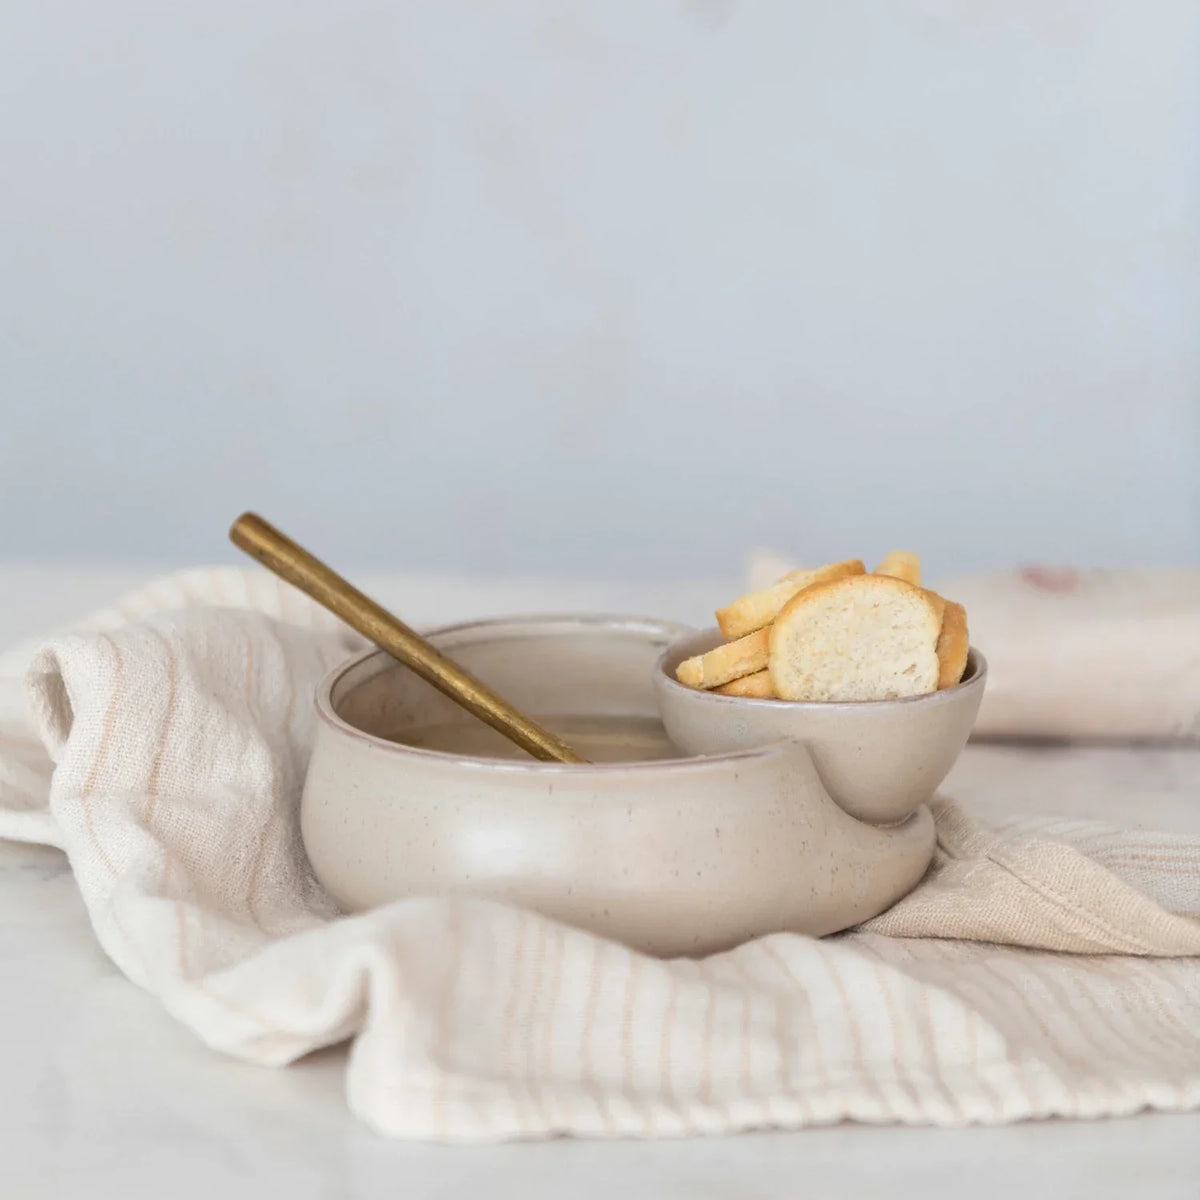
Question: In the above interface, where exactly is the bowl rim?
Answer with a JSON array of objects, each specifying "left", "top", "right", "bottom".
[
  {"left": 312, "top": 612, "right": 797, "bottom": 775},
  {"left": 655, "top": 628, "right": 987, "bottom": 711}
]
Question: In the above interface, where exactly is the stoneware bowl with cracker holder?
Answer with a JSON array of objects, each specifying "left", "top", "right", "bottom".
[
  {"left": 654, "top": 627, "right": 987, "bottom": 826},
  {"left": 300, "top": 616, "right": 937, "bottom": 957},
  {"left": 229, "top": 516, "right": 953, "bottom": 958}
]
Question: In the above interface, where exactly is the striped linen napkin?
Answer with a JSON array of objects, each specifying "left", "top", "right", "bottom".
[{"left": 0, "top": 567, "right": 1197, "bottom": 1141}]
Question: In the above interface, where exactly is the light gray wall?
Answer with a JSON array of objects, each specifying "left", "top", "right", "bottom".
[{"left": 2, "top": 1, "right": 1197, "bottom": 576}]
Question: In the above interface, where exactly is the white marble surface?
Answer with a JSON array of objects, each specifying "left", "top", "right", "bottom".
[{"left": 2, "top": 566, "right": 1199, "bottom": 1199}]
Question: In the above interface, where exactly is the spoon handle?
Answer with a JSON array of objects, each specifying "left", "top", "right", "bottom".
[{"left": 229, "top": 512, "right": 587, "bottom": 764}]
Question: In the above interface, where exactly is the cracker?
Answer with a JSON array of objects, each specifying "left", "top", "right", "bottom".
[
  {"left": 875, "top": 550, "right": 921, "bottom": 587},
  {"left": 936, "top": 601, "right": 970, "bottom": 689},
  {"left": 769, "top": 574, "right": 941, "bottom": 702},
  {"left": 715, "top": 559, "right": 865, "bottom": 639},
  {"left": 675, "top": 628, "right": 771, "bottom": 690},
  {"left": 714, "top": 670, "right": 775, "bottom": 699}
]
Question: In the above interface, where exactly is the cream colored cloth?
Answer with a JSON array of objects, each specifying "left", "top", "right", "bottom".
[
  {"left": 0, "top": 567, "right": 1198, "bottom": 1141},
  {"left": 748, "top": 551, "right": 1200, "bottom": 741}
]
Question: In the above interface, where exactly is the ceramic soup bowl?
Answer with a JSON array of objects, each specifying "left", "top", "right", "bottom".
[
  {"left": 300, "top": 615, "right": 935, "bottom": 957},
  {"left": 654, "top": 628, "right": 987, "bottom": 826}
]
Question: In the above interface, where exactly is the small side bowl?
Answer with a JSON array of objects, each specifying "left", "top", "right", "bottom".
[{"left": 654, "top": 628, "right": 986, "bottom": 825}]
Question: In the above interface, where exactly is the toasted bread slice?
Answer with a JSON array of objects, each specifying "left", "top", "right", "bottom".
[
  {"left": 936, "top": 601, "right": 970, "bottom": 689},
  {"left": 923, "top": 588, "right": 947, "bottom": 629},
  {"left": 675, "top": 628, "right": 770, "bottom": 690},
  {"left": 715, "top": 559, "right": 866, "bottom": 639},
  {"left": 875, "top": 550, "right": 921, "bottom": 587},
  {"left": 769, "top": 574, "right": 941, "bottom": 701},
  {"left": 714, "top": 670, "right": 775, "bottom": 699}
]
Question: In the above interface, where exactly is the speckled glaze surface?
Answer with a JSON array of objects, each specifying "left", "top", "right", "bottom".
[
  {"left": 300, "top": 615, "right": 936, "bottom": 957},
  {"left": 655, "top": 628, "right": 987, "bottom": 825}
]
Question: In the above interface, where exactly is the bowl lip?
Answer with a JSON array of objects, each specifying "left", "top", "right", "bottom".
[
  {"left": 407, "top": 610, "right": 696, "bottom": 646},
  {"left": 312, "top": 612, "right": 792, "bottom": 775},
  {"left": 655, "top": 628, "right": 988, "bottom": 711}
]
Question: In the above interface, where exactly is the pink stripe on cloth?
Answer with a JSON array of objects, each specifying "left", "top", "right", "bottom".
[{"left": 77, "top": 633, "right": 124, "bottom": 878}]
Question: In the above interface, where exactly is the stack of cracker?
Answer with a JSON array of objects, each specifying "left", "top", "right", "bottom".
[{"left": 675, "top": 552, "right": 969, "bottom": 702}]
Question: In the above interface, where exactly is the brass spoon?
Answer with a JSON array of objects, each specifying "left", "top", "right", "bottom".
[{"left": 229, "top": 512, "right": 587, "bottom": 764}]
